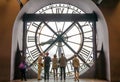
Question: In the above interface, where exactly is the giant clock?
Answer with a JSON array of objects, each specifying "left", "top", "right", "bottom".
[
  {"left": 11, "top": 0, "right": 111, "bottom": 80},
  {"left": 23, "top": 3, "right": 98, "bottom": 76}
]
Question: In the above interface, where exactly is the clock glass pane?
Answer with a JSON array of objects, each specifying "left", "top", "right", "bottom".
[{"left": 25, "top": 3, "right": 94, "bottom": 77}]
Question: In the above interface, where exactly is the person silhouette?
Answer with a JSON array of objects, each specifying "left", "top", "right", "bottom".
[
  {"left": 44, "top": 52, "right": 51, "bottom": 80},
  {"left": 52, "top": 54, "right": 58, "bottom": 80},
  {"left": 72, "top": 55, "right": 80, "bottom": 81},
  {"left": 59, "top": 53, "right": 67, "bottom": 80},
  {"left": 19, "top": 60, "right": 27, "bottom": 81},
  {"left": 38, "top": 53, "right": 43, "bottom": 80}
]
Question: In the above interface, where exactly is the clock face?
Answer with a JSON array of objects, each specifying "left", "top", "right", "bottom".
[{"left": 25, "top": 3, "right": 94, "bottom": 76}]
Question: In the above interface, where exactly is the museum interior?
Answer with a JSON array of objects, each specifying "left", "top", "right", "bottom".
[{"left": 0, "top": 0, "right": 120, "bottom": 82}]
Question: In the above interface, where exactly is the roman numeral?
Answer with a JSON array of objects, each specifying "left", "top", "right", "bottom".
[
  {"left": 84, "top": 30, "right": 92, "bottom": 33},
  {"left": 56, "top": 8, "right": 64, "bottom": 14},
  {"left": 26, "top": 55, "right": 33, "bottom": 63},
  {"left": 30, "top": 48, "right": 39, "bottom": 59},
  {"left": 80, "top": 48, "right": 90, "bottom": 58},
  {"left": 82, "top": 22, "right": 89, "bottom": 27},
  {"left": 72, "top": 11, "right": 76, "bottom": 14},
  {"left": 28, "top": 36, "right": 35, "bottom": 42},
  {"left": 84, "top": 36, "right": 93, "bottom": 42},
  {"left": 32, "top": 22, "right": 39, "bottom": 28}
]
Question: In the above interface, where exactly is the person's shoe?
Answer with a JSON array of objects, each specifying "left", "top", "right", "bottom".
[
  {"left": 74, "top": 77, "right": 77, "bottom": 81},
  {"left": 56, "top": 77, "right": 58, "bottom": 80},
  {"left": 77, "top": 77, "right": 79, "bottom": 81},
  {"left": 38, "top": 78, "right": 42, "bottom": 80}
]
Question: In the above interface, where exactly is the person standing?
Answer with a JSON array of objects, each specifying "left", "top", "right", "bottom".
[
  {"left": 19, "top": 60, "right": 27, "bottom": 81},
  {"left": 38, "top": 53, "right": 43, "bottom": 80},
  {"left": 52, "top": 54, "right": 58, "bottom": 80},
  {"left": 59, "top": 53, "right": 67, "bottom": 80},
  {"left": 72, "top": 55, "right": 80, "bottom": 81},
  {"left": 44, "top": 52, "right": 51, "bottom": 80}
]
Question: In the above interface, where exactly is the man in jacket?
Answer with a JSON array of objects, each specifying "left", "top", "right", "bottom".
[
  {"left": 44, "top": 52, "right": 51, "bottom": 80},
  {"left": 59, "top": 53, "right": 67, "bottom": 80}
]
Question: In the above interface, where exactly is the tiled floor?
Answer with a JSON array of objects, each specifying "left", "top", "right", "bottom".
[{"left": 10, "top": 78, "right": 108, "bottom": 82}]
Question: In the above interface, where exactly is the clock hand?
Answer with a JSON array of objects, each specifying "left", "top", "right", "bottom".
[
  {"left": 40, "top": 39, "right": 55, "bottom": 46},
  {"left": 40, "top": 36, "right": 69, "bottom": 46}
]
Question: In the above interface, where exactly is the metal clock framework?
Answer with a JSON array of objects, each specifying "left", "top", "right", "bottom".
[{"left": 23, "top": 3, "right": 98, "bottom": 76}]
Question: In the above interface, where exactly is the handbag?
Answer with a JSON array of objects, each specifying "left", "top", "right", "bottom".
[{"left": 19, "top": 62, "right": 25, "bottom": 69}]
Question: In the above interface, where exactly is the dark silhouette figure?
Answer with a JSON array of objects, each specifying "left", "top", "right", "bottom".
[
  {"left": 59, "top": 53, "right": 67, "bottom": 80},
  {"left": 19, "top": 60, "right": 27, "bottom": 81},
  {"left": 44, "top": 52, "right": 51, "bottom": 80}
]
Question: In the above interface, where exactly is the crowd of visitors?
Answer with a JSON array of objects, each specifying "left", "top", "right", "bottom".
[{"left": 18, "top": 52, "right": 80, "bottom": 81}]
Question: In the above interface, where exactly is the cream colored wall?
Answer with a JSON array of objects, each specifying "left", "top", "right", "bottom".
[
  {"left": 100, "top": 2, "right": 120, "bottom": 81},
  {"left": 0, "top": 0, "right": 120, "bottom": 81},
  {"left": 0, "top": 0, "right": 19, "bottom": 81},
  {"left": 0, "top": 0, "right": 27, "bottom": 81}
]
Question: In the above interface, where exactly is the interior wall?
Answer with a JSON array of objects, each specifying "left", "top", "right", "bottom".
[
  {"left": 99, "top": 1, "right": 120, "bottom": 81},
  {"left": 0, "top": 0, "right": 120, "bottom": 81},
  {"left": 0, "top": 0, "right": 19, "bottom": 81}
]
